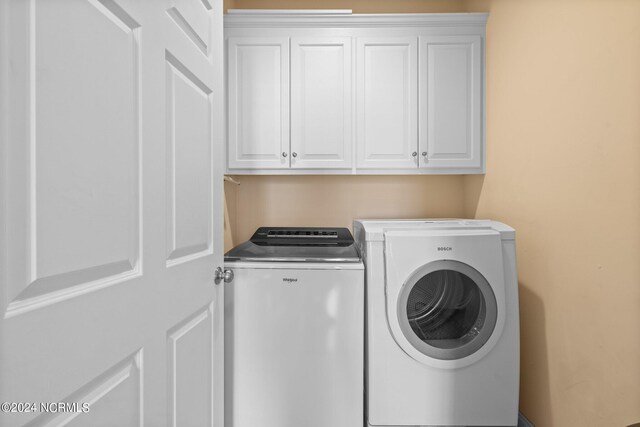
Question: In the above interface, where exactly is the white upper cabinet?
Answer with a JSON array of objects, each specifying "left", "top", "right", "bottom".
[
  {"left": 291, "top": 37, "right": 352, "bottom": 169},
  {"left": 356, "top": 37, "right": 418, "bottom": 169},
  {"left": 227, "top": 37, "right": 289, "bottom": 169},
  {"left": 419, "top": 36, "right": 482, "bottom": 170},
  {"left": 225, "top": 11, "right": 487, "bottom": 174}
]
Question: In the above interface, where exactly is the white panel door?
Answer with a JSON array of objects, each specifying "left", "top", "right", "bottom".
[
  {"left": 227, "top": 37, "right": 290, "bottom": 169},
  {"left": 290, "top": 37, "right": 352, "bottom": 169},
  {"left": 419, "top": 36, "right": 482, "bottom": 169},
  {"left": 0, "top": 0, "right": 224, "bottom": 426},
  {"left": 356, "top": 37, "right": 418, "bottom": 169}
]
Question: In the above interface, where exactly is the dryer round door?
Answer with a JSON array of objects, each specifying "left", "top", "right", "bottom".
[{"left": 397, "top": 260, "right": 498, "bottom": 361}]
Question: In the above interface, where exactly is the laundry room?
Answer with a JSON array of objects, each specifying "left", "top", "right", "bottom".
[
  {"left": 1, "top": 0, "right": 639, "bottom": 427},
  {"left": 222, "top": 0, "right": 640, "bottom": 426}
]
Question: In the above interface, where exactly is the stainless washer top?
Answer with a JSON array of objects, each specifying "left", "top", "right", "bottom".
[{"left": 224, "top": 227, "right": 361, "bottom": 263}]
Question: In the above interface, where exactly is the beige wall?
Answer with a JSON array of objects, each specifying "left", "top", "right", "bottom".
[
  {"left": 463, "top": 0, "right": 640, "bottom": 425},
  {"left": 225, "top": 0, "right": 465, "bottom": 13},
  {"left": 225, "top": 175, "right": 465, "bottom": 244},
  {"left": 224, "top": 0, "right": 640, "bottom": 426}
]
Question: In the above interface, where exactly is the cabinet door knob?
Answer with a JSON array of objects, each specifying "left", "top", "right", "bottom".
[
  {"left": 292, "top": 152, "right": 297, "bottom": 158},
  {"left": 282, "top": 152, "right": 288, "bottom": 158},
  {"left": 412, "top": 152, "right": 418, "bottom": 157},
  {"left": 422, "top": 152, "right": 427, "bottom": 156}
]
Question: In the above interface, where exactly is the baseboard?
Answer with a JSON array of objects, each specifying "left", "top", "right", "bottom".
[
  {"left": 365, "top": 412, "right": 534, "bottom": 427},
  {"left": 518, "top": 411, "right": 535, "bottom": 427}
]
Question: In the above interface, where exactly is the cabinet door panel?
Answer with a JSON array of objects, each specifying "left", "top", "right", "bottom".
[
  {"left": 356, "top": 37, "right": 418, "bottom": 169},
  {"left": 419, "top": 36, "right": 482, "bottom": 170},
  {"left": 228, "top": 37, "right": 289, "bottom": 169},
  {"left": 291, "top": 37, "right": 352, "bottom": 169}
]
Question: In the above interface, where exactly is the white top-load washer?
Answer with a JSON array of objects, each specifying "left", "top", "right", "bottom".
[
  {"left": 354, "top": 219, "right": 519, "bottom": 427},
  {"left": 224, "top": 227, "right": 364, "bottom": 427}
]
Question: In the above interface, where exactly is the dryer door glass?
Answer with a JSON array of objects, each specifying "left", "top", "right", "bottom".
[{"left": 398, "top": 260, "right": 497, "bottom": 360}]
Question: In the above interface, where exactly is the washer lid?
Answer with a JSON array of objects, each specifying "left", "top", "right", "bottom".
[
  {"left": 249, "top": 227, "right": 355, "bottom": 246},
  {"left": 225, "top": 227, "right": 360, "bottom": 263}
]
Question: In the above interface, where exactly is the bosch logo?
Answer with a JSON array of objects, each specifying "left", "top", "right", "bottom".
[
  {"left": 282, "top": 278, "right": 298, "bottom": 283},
  {"left": 437, "top": 247, "right": 453, "bottom": 252}
]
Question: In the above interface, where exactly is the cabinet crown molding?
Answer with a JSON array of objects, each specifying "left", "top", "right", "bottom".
[{"left": 224, "top": 12, "right": 489, "bottom": 29}]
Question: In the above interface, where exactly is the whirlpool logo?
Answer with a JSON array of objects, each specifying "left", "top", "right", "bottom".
[
  {"left": 437, "top": 247, "right": 453, "bottom": 252},
  {"left": 282, "top": 278, "right": 298, "bottom": 283}
]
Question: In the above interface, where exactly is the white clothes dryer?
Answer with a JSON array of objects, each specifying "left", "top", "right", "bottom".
[{"left": 354, "top": 220, "right": 519, "bottom": 427}]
